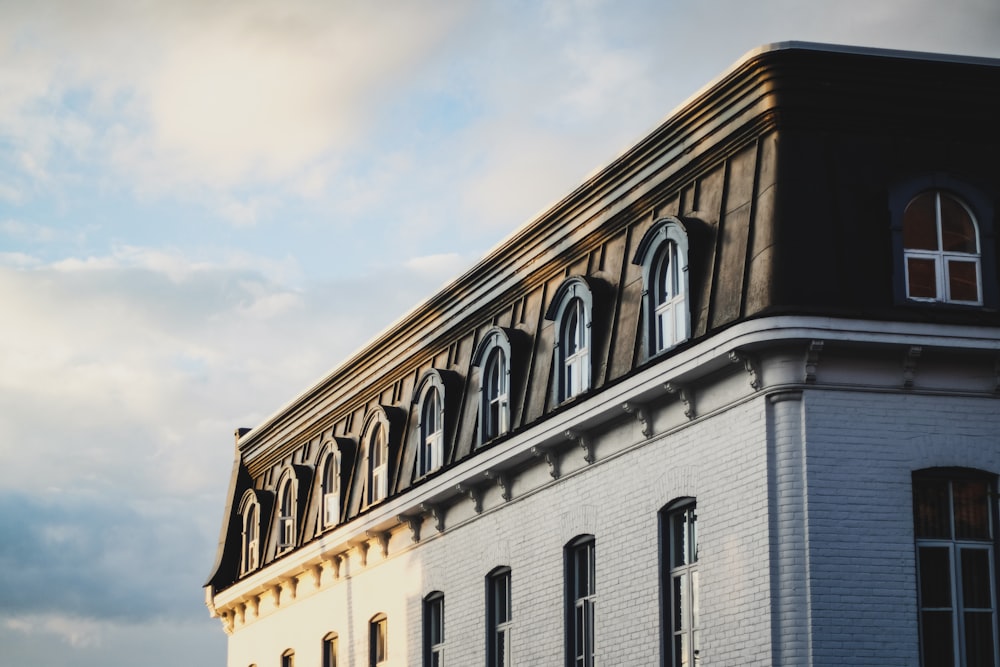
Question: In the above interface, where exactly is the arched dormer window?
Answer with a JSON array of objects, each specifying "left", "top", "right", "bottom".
[
  {"left": 276, "top": 471, "right": 297, "bottom": 551},
  {"left": 903, "top": 190, "right": 982, "bottom": 304},
  {"left": 473, "top": 327, "right": 513, "bottom": 446},
  {"left": 414, "top": 372, "right": 446, "bottom": 478},
  {"left": 632, "top": 217, "right": 690, "bottom": 358},
  {"left": 318, "top": 441, "right": 342, "bottom": 531},
  {"left": 362, "top": 409, "right": 391, "bottom": 506},
  {"left": 545, "top": 277, "right": 594, "bottom": 404},
  {"left": 238, "top": 489, "right": 262, "bottom": 575}
]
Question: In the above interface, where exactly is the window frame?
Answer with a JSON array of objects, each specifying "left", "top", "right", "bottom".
[
  {"left": 322, "top": 632, "right": 339, "bottom": 667},
  {"left": 565, "top": 535, "right": 596, "bottom": 667},
  {"left": 423, "top": 591, "right": 445, "bottom": 667},
  {"left": 276, "top": 471, "right": 297, "bottom": 551},
  {"left": 362, "top": 410, "right": 391, "bottom": 507},
  {"left": 903, "top": 190, "right": 983, "bottom": 305},
  {"left": 661, "top": 498, "right": 699, "bottom": 667},
  {"left": 890, "top": 176, "right": 997, "bottom": 309},
  {"left": 414, "top": 373, "right": 447, "bottom": 478},
  {"left": 632, "top": 218, "right": 691, "bottom": 359},
  {"left": 319, "top": 442, "right": 342, "bottom": 531},
  {"left": 913, "top": 469, "right": 999, "bottom": 667},
  {"left": 369, "top": 613, "right": 388, "bottom": 667},
  {"left": 280, "top": 649, "right": 294, "bottom": 667},
  {"left": 238, "top": 490, "right": 261, "bottom": 575},
  {"left": 487, "top": 566, "right": 513, "bottom": 667},
  {"left": 546, "top": 277, "right": 595, "bottom": 405},
  {"left": 472, "top": 328, "right": 513, "bottom": 446}
]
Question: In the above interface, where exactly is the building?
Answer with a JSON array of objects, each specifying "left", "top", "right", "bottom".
[{"left": 204, "top": 43, "right": 1000, "bottom": 666}]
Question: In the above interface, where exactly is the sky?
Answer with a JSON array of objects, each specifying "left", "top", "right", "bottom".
[{"left": 1, "top": 1, "right": 999, "bottom": 665}]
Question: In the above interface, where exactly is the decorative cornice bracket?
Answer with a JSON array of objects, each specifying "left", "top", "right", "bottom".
[
  {"left": 621, "top": 401, "right": 652, "bottom": 438},
  {"left": 729, "top": 350, "right": 761, "bottom": 390},
  {"left": 664, "top": 383, "right": 695, "bottom": 420},
  {"left": 366, "top": 530, "right": 390, "bottom": 558},
  {"left": 485, "top": 469, "right": 512, "bottom": 501},
  {"left": 420, "top": 502, "right": 446, "bottom": 533},
  {"left": 455, "top": 483, "right": 483, "bottom": 514},
  {"left": 397, "top": 513, "right": 423, "bottom": 542},
  {"left": 565, "top": 429, "right": 594, "bottom": 463},
  {"left": 903, "top": 345, "right": 922, "bottom": 388},
  {"left": 531, "top": 445, "right": 561, "bottom": 479},
  {"left": 805, "top": 340, "right": 824, "bottom": 383}
]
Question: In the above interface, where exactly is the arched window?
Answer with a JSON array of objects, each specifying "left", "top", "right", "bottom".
[
  {"left": 239, "top": 491, "right": 260, "bottom": 575},
  {"left": 319, "top": 443, "right": 341, "bottom": 530},
  {"left": 280, "top": 649, "right": 294, "bottom": 667},
  {"left": 473, "top": 328, "right": 513, "bottom": 446},
  {"left": 363, "top": 410, "right": 390, "bottom": 506},
  {"left": 913, "top": 469, "right": 997, "bottom": 666},
  {"left": 415, "top": 374, "right": 446, "bottom": 478},
  {"left": 546, "top": 277, "right": 594, "bottom": 404},
  {"left": 903, "top": 190, "right": 982, "bottom": 304},
  {"left": 277, "top": 473, "right": 297, "bottom": 551},
  {"left": 322, "top": 632, "right": 339, "bottom": 667},
  {"left": 565, "top": 535, "right": 596, "bottom": 667},
  {"left": 661, "top": 498, "right": 699, "bottom": 667},
  {"left": 369, "top": 613, "right": 388, "bottom": 666},
  {"left": 632, "top": 218, "right": 690, "bottom": 358},
  {"left": 487, "top": 566, "right": 513, "bottom": 667},
  {"left": 423, "top": 592, "right": 445, "bottom": 666}
]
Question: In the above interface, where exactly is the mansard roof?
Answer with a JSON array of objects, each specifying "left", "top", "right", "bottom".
[{"left": 206, "top": 43, "right": 1000, "bottom": 592}]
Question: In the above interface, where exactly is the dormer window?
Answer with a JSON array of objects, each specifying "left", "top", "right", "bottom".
[
  {"left": 238, "top": 490, "right": 261, "bottom": 575},
  {"left": 277, "top": 474, "right": 296, "bottom": 551},
  {"left": 418, "top": 383, "right": 444, "bottom": 477},
  {"left": 319, "top": 443, "right": 341, "bottom": 530},
  {"left": 903, "top": 190, "right": 982, "bottom": 304},
  {"left": 546, "top": 277, "right": 595, "bottom": 404},
  {"left": 473, "top": 328, "right": 513, "bottom": 446},
  {"left": 632, "top": 217, "right": 690, "bottom": 358},
  {"left": 361, "top": 409, "right": 392, "bottom": 507}
]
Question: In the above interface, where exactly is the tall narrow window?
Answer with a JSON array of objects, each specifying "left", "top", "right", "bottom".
[
  {"left": 367, "top": 423, "right": 387, "bottom": 506},
  {"left": 566, "top": 536, "right": 596, "bottom": 667},
  {"left": 277, "top": 476, "right": 296, "bottom": 550},
  {"left": 241, "top": 499, "right": 259, "bottom": 574},
  {"left": 663, "top": 500, "right": 699, "bottom": 667},
  {"left": 632, "top": 218, "right": 690, "bottom": 358},
  {"left": 321, "top": 446, "right": 341, "bottom": 530},
  {"left": 903, "top": 190, "right": 982, "bottom": 304},
  {"left": 280, "top": 649, "right": 294, "bottom": 667},
  {"left": 546, "top": 277, "right": 595, "bottom": 404},
  {"left": 369, "top": 614, "right": 388, "bottom": 667},
  {"left": 322, "top": 633, "right": 339, "bottom": 667},
  {"left": 487, "top": 567, "right": 512, "bottom": 667},
  {"left": 913, "top": 471, "right": 998, "bottom": 667},
  {"left": 473, "top": 328, "right": 513, "bottom": 446},
  {"left": 419, "top": 386, "right": 444, "bottom": 477},
  {"left": 424, "top": 592, "right": 445, "bottom": 667}
]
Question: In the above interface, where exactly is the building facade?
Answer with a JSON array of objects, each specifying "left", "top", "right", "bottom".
[{"left": 205, "top": 43, "right": 1000, "bottom": 666}]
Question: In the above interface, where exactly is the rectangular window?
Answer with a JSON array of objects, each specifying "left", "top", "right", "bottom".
[
  {"left": 424, "top": 594, "right": 444, "bottom": 667},
  {"left": 322, "top": 634, "right": 338, "bottom": 667},
  {"left": 487, "top": 568, "right": 512, "bottom": 667},
  {"left": 566, "top": 537, "right": 595, "bottom": 667},
  {"left": 914, "top": 473, "right": 998, "bottom": 667},
  {"left": 369, "top": 615, "right": 387, "bottom": 666}
]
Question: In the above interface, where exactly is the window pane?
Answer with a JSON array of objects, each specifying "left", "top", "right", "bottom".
[
  {"left": 954, "top": 479, "right": 991, "bottom": 540},
  {"left": 940, "top": 194, "right": 977, "bottom": 253},
  {"left": 907, "top": 257, "right": 939, "bottom": 299},
  {"left": 919, "top": 546, "right": 954, "bottom": 608},
  {"left": 922, "top": 610, "right": 956, "bottom": 667},
  {"left": 904, "top": 193, "right": 940, "bottom": 250},
  {"left": 674, "top": 632, "right": 690, "bottom": 667},
  {"left": 914, "top": 477, "right": 952, "bottom": 538},
  {"left": 948, "top": 260, "right": 980, "bottom": 302},
  {"left": 961, "top": 548, "right": 994, "bottom": 609},
  {"left": 673, "top": 573, "right": 688, "bottom": 632},
  {"left": 964, "top": 611, "right": 997, "bottom": 667}
]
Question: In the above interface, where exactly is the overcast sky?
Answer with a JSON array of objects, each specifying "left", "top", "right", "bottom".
[{"left": 2, "top": 1, "right": 999, "bottom": 665}]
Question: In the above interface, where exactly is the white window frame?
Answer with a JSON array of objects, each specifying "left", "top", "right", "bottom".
[
  {"left": 239, "top": 491, "right": 260, "bottom": 575},
  {"left": 424, "top": 592, "right": 445, "bottom": 667},
  {"left": 566, "top": 536, "right": 596, "bottom": 667},
  {"left": 664, "top": 500, "right": 699, "bottom": 667},
  {"left": 277, "top": 474, "right": 296, "bottom": 551},
  {"left": 546, "top": 277, "right": 595, "bottom": 405},
  {"left": 914, "top": 472, "right": 998, "bottom": 667},
  {"left": 632, "top": 218, "right": 690, "bottom": 358},
  {"left": 322, "top": 632, "right": 339, "bottom": 667},
  {"left": 320, "top": 443, "right": 341, "bottom": 530},
  {"left": 363, "top": 410, "right": 391, "bottom": 507},
  {"left": 473, "top": 328, "right": 513, "bottom": 446},
  {"left": 903, "top": 190, "right": 983, "bottom": 305},
  {"left": 416, "top": 378, "right": 445, "bottom": 478},
  {"left": 488, "top": 567, "right": 512, "bottom": 667},
  {"left": 370, "top": 614, "right": 388, "bottom": 667}
]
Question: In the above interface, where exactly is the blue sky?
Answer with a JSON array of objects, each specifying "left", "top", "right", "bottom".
[{"left": 2, "top": 1, "right": 999, "bottom": 665}]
